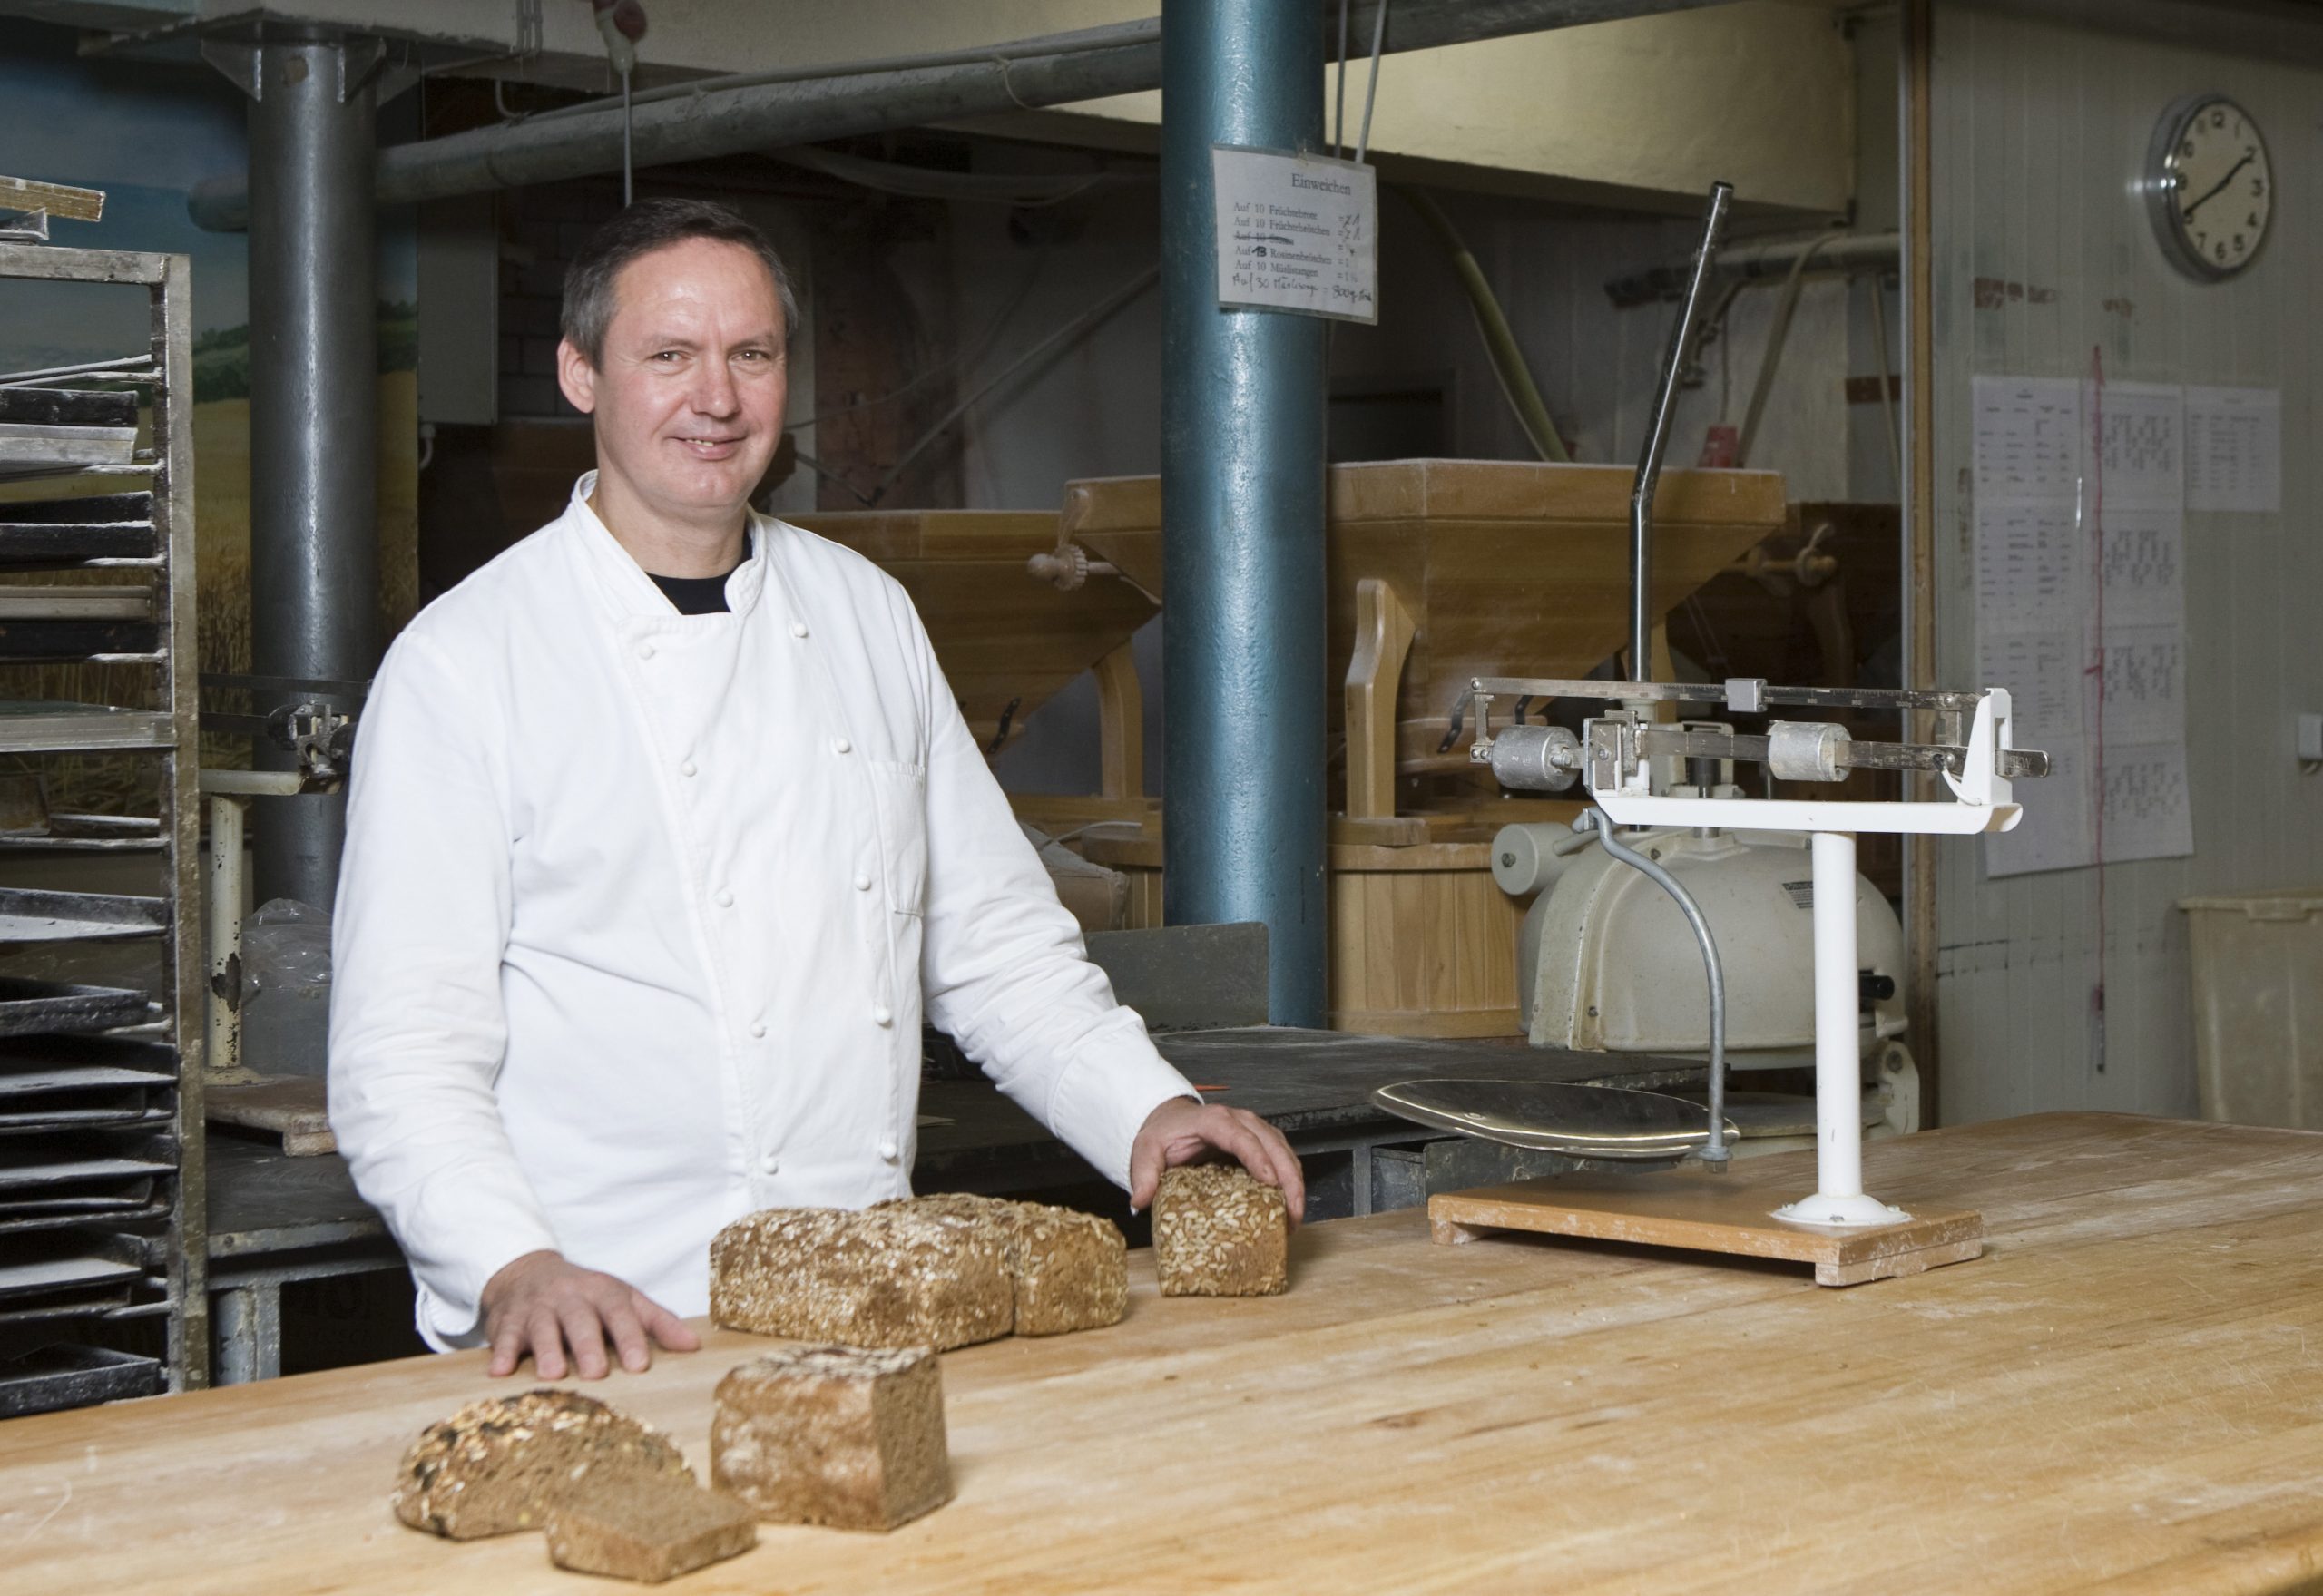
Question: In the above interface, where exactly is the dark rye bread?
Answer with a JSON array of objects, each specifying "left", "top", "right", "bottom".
[
  {"left": 712, "top": 1345, "right": 952, "bottom": 1532},
  {"left": 1152, "top": 1165, "right": 1289, "bottom": 1297},
  {"left": 877, "top": 1192, "right": 1129, "bottom": 1336},
  {"left": 544, "top": 1471, "right": 759, "bottom": 1583},
  {"left": 391, "top": 1389, "right": 692, "bottom": 1540},
  {"left": 710, "top": 1206, "right": 1012, "bottom": 1351}
]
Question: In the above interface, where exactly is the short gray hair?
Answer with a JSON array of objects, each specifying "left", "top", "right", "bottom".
[{"left": 560, "top": 198, "right": 799, "bottom": 366}]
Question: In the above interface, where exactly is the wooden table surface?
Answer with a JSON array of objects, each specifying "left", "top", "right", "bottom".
[{"left": 10, "top": 1111, "right": 2323, "bottom": 1596}]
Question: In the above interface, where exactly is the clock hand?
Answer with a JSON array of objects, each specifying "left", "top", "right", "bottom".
[{"left": 2181, "top": 154, "right": 2254, "bottom": 220}]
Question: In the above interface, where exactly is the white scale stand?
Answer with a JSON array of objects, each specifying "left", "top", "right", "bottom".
[{"left": 1422, "top": 681, "right": 2035, "bottom": 1287}]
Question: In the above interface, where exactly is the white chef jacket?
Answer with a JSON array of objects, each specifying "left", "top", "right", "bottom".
[{"left": 328, "top": 474, "right": 1197, "bottom": 1349}]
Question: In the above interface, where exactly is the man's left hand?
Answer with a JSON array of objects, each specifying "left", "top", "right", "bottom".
[{"left": 1128, "top": 1097, "right": 1306, "bottom": 1228}]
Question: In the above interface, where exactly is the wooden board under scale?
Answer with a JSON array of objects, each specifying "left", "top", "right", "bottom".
[{"left": 1430, "top": 1164, "right": 1983, "bottom": 1286}]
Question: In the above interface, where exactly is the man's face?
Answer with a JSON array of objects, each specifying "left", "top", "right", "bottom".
[{"left": 557, "top": 236, "right": 789, "bottom": 527}]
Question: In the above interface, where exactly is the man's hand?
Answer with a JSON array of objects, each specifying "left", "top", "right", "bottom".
[
  {"left": 1128, "top": 1097, "right": 1307, "bottom": 1229},
  {"left": 478, "top": 1250, "right": 701, "bottom": 1379}
]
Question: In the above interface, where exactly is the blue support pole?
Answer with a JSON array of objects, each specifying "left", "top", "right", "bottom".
[{"left": 1160, "top": 0, "right": 1328, "bottom": 1025}]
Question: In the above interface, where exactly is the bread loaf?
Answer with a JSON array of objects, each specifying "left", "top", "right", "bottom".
[
  {"left": 391, "top": 1389, "right": 691, "bottom": 1540},
  {"left": 544, "top": 1472, "right": 759, "bottom": 1583},
  {"left": 711, "top": 1207, "right": 1013, "bottom": 1350},
  {"left": 877, "top": 1192, "right": 1128, "bottom": 1336},
  {"left": 1152, "top": 1165, "right": 1289, "bottom": 1297},
  {"left": 712, "top": 1345, "right": 952, "bottom": 1532}
]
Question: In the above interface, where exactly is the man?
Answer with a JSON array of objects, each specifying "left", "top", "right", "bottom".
[{"left": 329, "top": 199, "right": 1302, "bottom": 1381}]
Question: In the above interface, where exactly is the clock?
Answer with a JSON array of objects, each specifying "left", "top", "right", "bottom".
[{"left": 2143, "top": 93, "right": 2273, "bottom": 280}]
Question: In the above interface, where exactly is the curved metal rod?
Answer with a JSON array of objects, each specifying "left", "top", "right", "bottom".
[{"left": 1583, "top": 810, "right": 1730, "bottom": 1166}]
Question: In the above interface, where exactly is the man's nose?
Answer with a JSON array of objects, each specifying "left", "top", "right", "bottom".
[{"left": 688, "top": 357, "right": 740, "bottom": 416}]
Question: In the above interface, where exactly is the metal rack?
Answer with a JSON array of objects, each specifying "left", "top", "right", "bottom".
[{"left": 0, "top": 241, "right": 205, "bottom": 1411}]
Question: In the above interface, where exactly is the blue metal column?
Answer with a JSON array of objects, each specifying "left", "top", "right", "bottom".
[{"left": 1160, "top": 0, "right": 1328, "bottom": 1025}]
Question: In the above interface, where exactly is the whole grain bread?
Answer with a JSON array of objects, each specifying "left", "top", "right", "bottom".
[
  {"left": 712, "top": 1345, "right": 952, "bottom": 1532},
  {"left": 544, "top": 1471, "right": 759, "bottom": 1583},
  {"left": 877, "top": 1192, "right": 1128, "bottom": 1336},
  {"left": 391, "top": 1389, "right": 692, "bottom": 1540},
  {"left": 1152, "top": 1165, "right": 1289, "bottom": 1297},
  {"left": 710, "top": 1206, "right": 1012, "bottom": 1350}
]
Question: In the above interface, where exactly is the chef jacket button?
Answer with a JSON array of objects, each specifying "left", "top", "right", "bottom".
[
  {"left": 872, "top": 1004, "right": 894, "bottom": 1027},
  {"left": 750, "top": 1021, "right": 767, "bottom": 1039},
  {"left": 760, "top": 1152, "right": 780, "bottom": 1176},
  {"left": 878, "top": 1140, "right": 899, "bottom": 1162},
  {"left": 715, "top": 887, "right": 735, "bottom": 907},
  {"left": 833, "top": 736, "right": 852, "bottom": 755},
  {"left": 680, "top": 759, "right": 698, "bottom": 778},
  {"left": 636, "top": 641, "right": 656, "bottom": 660},
  {"left": 790, "top": 621, "right": 809, "bottom": 639},
  {"left": 853, "top": 872, "right": 873, "bottom": 892}
]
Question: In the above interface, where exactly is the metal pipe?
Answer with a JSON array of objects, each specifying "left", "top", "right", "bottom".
[
  {"left": 189, "top": 0, "right": 1742, "bottom": 229},
  {"left": 1161, "top": 0, "right": 1328, "bottom": 1026},
  {"left": 205, "top": 793, "right": 248, "bottom": 1082},
  {"left": 1629, "top": 181, "right": 1729, "bottom": 687},
  {"left": 244, "top": 35, "right": 380, "bottom": 907},
  {"left": 1600, "top": 230, "right": 1900, "bottom": 309},
  {"left": 1585, "top": 810, "right": 1727, "bottom": 1166}
]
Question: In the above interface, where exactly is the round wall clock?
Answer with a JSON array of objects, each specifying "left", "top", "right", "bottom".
[{"left": 2144, "top": 93, "right": 2273, "bottom": 281}]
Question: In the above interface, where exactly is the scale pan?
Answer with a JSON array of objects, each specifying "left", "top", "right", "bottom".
[{"left": 1371, "top": 1078, "right": 1732, "bottom": 1160}]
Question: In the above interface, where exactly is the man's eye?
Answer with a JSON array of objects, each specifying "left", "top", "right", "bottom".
[{"left": 653, "top": 351, "right": 683, "bottom": 363}]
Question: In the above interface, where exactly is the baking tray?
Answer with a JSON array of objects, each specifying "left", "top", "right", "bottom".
[
  {"left": 0, "top": 975, "right": 149, "bottom": 1036},
  {"left": 0, "top": 1343, "right": 161, "bottom": 1417},
  {"left": 0, "top": 888, "right": 167, "bottom": 943}
]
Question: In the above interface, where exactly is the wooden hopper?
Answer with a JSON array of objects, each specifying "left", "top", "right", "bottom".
[
  {"left": 1048, "top": 459, "right": 1789, "bottom": 1039},
  {"left": 1057, "top": 459, "right": 1788, "bottom": 829},
  {"left": 788, "top": 509, "right": 1158, "bottom": 788}
]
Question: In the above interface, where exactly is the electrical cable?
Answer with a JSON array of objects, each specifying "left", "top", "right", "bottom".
[
  {"left": 1355, "top": 0, "right": 1390, "bottom": 164},
  {"left": 869, "top": 264, "right": 1160, "bottom": 505},
  {"left": 784, "top": 237, "right": 1055, "bottom": 434},
  {"left": 1336, "top": 0, "right": 1352, "bottom": 158},
  {"left": 1734, "top": 227, "right": 1841, "bottom": 466},
  {"left": 1394, "top": 186, "right": 1569, "bottom": 462}
]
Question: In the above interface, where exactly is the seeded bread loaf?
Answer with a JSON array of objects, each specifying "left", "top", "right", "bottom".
[
  {"left": 544, "top": 1471, "right": 759, "bottom": 1583},
  {"left": 391, "top": 1389, "right": 692, "bottom": 1540},
  {"left": 877, "top": 1192, "right": 1129, "bottom": 1336},
  {"left": 710, "top": 1206, "right": 1012, "bottom": 1350},
  {"left": 1152, "top": 1165, "right": 1289, "bottom": 1297},
  {"left": 712, "top": 1345, "right": 952, "bottom": 1532}
]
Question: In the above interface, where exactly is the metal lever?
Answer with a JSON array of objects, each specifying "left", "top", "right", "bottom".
[{"left": 1630, "top": 181, "right": 1732, "bottom": 687}]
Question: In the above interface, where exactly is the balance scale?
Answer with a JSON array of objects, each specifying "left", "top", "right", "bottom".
[
  {"left": 1373, "top": 181, "right": 2048, "bottom": 1287},
  {"left": 1376, "top": 673, "right": 2043, "bottom": 1285}
]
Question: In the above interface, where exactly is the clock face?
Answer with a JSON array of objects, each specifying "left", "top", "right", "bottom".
[{"left": 2147, "top": 94, "right": 2273, "bottom": 280}]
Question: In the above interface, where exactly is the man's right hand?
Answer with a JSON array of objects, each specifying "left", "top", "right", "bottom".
[{"left": 478, "top": 1250, "right": 701, "bottom": 1379}]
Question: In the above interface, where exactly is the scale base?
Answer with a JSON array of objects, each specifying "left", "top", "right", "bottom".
[{"left": 1428, "top": 1168, "right": 1983, "bottom": 1288}]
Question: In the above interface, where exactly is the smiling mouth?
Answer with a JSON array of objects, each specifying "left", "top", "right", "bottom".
[{"left": 675, "top": 435, "right": 745, "bottom": 452}]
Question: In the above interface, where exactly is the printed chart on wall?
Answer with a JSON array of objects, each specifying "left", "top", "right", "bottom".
[{"left": 1968, "top": 376, "right": 2170, "bottom": 875}]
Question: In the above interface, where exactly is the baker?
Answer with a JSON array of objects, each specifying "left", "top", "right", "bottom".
[{"left": 328, "top": 199, "right": 1303, "bottom": 1382}]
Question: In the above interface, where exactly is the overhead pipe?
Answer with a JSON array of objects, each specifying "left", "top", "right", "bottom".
[
  {"left": 1601, "top": 230, "right": 1899, "bottom": 309},
  {"left": 1160, "top": 0, "right": 1328, "bottom": 1026},
  {"left": 190, "top": 0, "right": 1741, "bottom": 229}
]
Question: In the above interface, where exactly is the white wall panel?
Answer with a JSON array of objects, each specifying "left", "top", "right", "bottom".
[{"left": 1929, "top": 5, "right": 2323, "bottom": 1122}]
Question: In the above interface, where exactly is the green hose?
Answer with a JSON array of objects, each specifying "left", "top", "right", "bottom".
[{"left": 1393, "top": 185, "right": 1571, "bottom": 464}]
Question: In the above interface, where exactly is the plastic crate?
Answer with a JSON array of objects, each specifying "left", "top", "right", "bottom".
[{"left": 2179, "top": 890, "right": 2323, "bottom": 1130}]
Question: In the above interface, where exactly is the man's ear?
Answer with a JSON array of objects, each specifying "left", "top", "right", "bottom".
[{"left": 555, "top": 338, "right": 598, "bottom": 415}]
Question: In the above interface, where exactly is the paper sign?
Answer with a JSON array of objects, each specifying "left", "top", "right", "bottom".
[
  {"left": 1211, "top": 146, "right": 1378, "bottom": 324},
  {"left": 2185, "top": 385, "right": 2281, "bottom": 512}
]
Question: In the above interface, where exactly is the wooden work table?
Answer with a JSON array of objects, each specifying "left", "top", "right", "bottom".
[{"left": 9, "top": 1111, "right": 2323, "bottom": 1594}]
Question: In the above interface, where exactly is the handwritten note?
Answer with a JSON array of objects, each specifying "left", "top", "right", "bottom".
[
  {"left": 2186, "top": 385, "right": 2281, "bottom": 512},
  {"left": 1211, "top": 146, "right": 1378, "bottom": 325}
]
